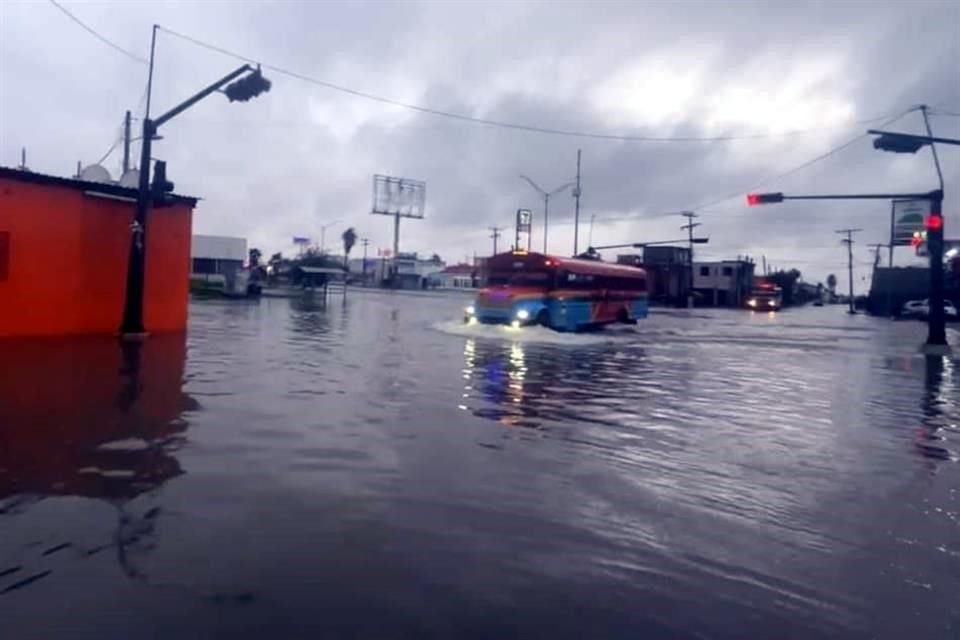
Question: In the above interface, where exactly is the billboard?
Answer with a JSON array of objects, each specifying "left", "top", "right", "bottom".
[
  {"left": 891, "top": 199, "right": 927, "bottom": 247},
  {"left": 371, "top": 175, "right": 426, "bottom": 219}
]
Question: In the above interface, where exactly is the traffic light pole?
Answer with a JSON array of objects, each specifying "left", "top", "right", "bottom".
[
  {"left": 119, "top": 27, "right": 268, "bottom": 337},
  {"left": 928, "top": 191, "right": 946, "bottom": 345}
]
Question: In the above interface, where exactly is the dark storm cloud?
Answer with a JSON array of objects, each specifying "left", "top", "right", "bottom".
[{"left": 1, "top": 0, "right": 957, "bottom": 283}]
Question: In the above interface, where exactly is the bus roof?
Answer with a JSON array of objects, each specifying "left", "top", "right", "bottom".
[{"left": 487, "top": 251, "right": 646, "bottom": 279}]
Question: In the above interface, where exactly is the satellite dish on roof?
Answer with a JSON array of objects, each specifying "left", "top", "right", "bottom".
[
  {"left": 118, "top": 169, "right": 139, "bottom": 188},
  {"left": 78, "top": 164, "right": 112, "bottom": 184}
]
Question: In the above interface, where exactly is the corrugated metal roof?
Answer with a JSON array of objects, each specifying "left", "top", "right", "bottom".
[{"left": 0, "top": 166, "right": 199, "bottom": 206}]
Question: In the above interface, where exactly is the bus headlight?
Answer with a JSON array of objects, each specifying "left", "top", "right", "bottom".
[
  {"left": 516, "top": 309, "right": 530, "bottom": 321},
  {"left": 465, "top": 305, "right": 475, "bottom": 315}
]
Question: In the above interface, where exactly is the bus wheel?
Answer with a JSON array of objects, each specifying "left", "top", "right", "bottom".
[{"left": 536, "top": 309, "right": 551, "bottom": 327}]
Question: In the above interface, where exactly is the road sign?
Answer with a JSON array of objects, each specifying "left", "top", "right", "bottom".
[{"left": 892, "top": 199, "right": 927, "bottom": 246}]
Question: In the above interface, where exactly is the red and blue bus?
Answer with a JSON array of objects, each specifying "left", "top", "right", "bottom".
[{"left": 465, "top": 251, "right": 649, "bottom": 331}]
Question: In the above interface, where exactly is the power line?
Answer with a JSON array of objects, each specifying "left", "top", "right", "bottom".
[
  {"left": 156, "top": 25, "right": 906, "bottom": 144},
  {"left": 47, "top": 0, "right": 148, "bottom": 64},
  {"left": 679, "top": 107, "right": 918, "bottom": 212}
]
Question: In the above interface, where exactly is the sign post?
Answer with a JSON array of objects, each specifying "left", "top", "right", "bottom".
[{"left": 515, "top": 209, "right": 532, "bottom": 252}]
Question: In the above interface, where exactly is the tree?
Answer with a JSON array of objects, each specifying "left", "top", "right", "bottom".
[
  {"left": 248, "top": 247, "right": 262, "bottom": 268},
  {"left": 826, "top": 273, "right": 837, "bottom": 294},
  {"left": 342, "top": 227, "right": 357, "bottom": 268}
]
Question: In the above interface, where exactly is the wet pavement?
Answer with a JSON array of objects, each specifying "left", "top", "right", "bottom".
[{"left": 2, "top": 291, "right": 959, "bottom": 639}]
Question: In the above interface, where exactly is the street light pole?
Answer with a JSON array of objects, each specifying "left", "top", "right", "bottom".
[
  {"left": 120, "top": 26, "right": 159, "bottom": 338},
  {"left": 520, "top": 175, "right": 575, "bottom": 255},
  {"left": 573, "top": 149, "right": 582, "bottom": 256},
  {"left": 319, "top": 220, "right": 341, "bottom": 255},
  {"left": 119, "top": 25, "right": 270, "bottom": 338}
]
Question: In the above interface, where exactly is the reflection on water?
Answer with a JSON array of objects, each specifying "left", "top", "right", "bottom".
[
  {"left": 0, "top": 334, "right": 194, "bottom": 594},
  {"left": 916, "top": 355, "right": 957, "bottom": 462},
  {"left": 0, "top": 334, "right": 194, "bottom": 501},
  {"left": 2, "top": 298, "right": 959, "bottom": 639}
]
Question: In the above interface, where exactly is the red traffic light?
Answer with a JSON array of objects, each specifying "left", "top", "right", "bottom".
[
  {"left": 746, "top": 192, "right": 784, "bottom": 206},
  {"left": 925, "top": 214, "right": 944, "bottom": 232}
]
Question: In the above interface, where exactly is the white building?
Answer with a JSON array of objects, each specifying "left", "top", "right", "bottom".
[
  {"left": 693, "top": 260, "right": 755, "bottom": 307},
  {"left": 190, "top": 235, "right": 248, "bottom": 292}
]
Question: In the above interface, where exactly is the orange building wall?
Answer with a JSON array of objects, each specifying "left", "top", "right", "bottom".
[{"left": 0, "top": 176, "right": 194, "bottom": 337}]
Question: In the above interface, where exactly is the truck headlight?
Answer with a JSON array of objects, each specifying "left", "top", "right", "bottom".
[
  {"left": 747, "top": 299, "right": 757, "bottom": 308},
  {"left": 465, "top": 305, "right": 475, "bottom": 315},
  {"left": 516, "top": 309, "right": 530, "bottom": 321}
]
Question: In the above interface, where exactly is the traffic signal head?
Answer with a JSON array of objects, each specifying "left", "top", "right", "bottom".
[
  {"left": 224, "top": 67, "right": 272, "bottom": 103},
  {"left": 925, "top": 214, "right": 944, "bottom": 232},
  {"left": 151, "top": 160, "right": 175, "bottom": 206},
  {"left": 872, "top": 133, "right": 926, "bottom": 154},
  {"left": 746, "top": 192, "right": 784, "bottom": 206}
]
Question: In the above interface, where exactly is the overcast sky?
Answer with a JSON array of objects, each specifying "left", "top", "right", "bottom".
[{"left": 1, "top": 0, "right": 958, "bottom": 285}]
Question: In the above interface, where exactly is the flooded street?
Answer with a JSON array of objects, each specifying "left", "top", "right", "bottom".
[{"left": 2, "top": 291, "right": 959, "bottom": 639}]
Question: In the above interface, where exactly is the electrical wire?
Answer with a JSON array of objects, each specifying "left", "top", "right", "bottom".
[
  {"left": 95, "top": 119, "right": 125, "bottom": 166},
  {"left": 47, "top": 0, "right": 148, "bottom": 64},
  {"left": 676, "top": 107, "right": 918, "bottom": 213},
  {"left": 156, "top": 25, "right": 906, "bottom": 144}
]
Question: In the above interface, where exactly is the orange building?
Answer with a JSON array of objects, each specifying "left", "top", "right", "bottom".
[{"left": 0, "top": 166, "right": 197, "bottom": 337}]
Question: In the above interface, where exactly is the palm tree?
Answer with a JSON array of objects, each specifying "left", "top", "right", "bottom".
[{"left": 341, "top": 227, "right": 357, "bottom": 270}]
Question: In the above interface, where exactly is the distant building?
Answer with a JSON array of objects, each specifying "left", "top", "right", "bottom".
[
  {"left": 631, "top": 246, "right": 692, "bottom": 306},
  {"left": 693, "top": 260, "right": 755, "bottom": 307},
  {"left": 375, "top": 252, "right": 446, "bottom": 289},
  {"left": 191, "top": 234, "right": 246, "bottom": 277},
  {"left": 435, "top": 264, "right": 477, "bottom": 289}
]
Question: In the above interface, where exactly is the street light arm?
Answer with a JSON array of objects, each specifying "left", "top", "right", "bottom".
[
  {"left": 154, "top": 64, "right": 253, "bottom": 128},
  {"left": 519, "top": 175, "right": 546, "bottom": 196},
  {"left": 547, "top": 182, "right": 576, "bottom": 197}
]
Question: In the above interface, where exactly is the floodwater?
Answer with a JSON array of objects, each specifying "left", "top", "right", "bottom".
[{"left": 2, "top": 291, "right": 958, "bottom": 639}]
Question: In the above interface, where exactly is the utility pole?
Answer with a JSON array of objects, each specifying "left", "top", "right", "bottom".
[
  {"left": 836, "top": 228, "right": 863, "bottom": 314},
  {"left": 488, "top": 226, "right": 503, "bottom": 256},
  {"left": 361, "top": 238, "right": 370, "bottom": 282},
  {"left": 573, "top": 149, "right": 582, "bottom": 256},
  {"left": 681, "top": 211, "right": 700, "bottom": 308},
  {"left": 868, "top": 243, "right": 884, "bottom": 270},
  {"left": 122, "top": 110, "right": 132, "bottom": 174}
]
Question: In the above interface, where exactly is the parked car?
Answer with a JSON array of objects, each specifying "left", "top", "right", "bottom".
[{"left": 902, "top": 298, "right": 958, "bottom": 318}]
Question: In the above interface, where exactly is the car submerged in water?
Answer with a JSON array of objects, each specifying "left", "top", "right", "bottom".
[{"left": 464, "top": 251, "right": 649, "bottom": 332}]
